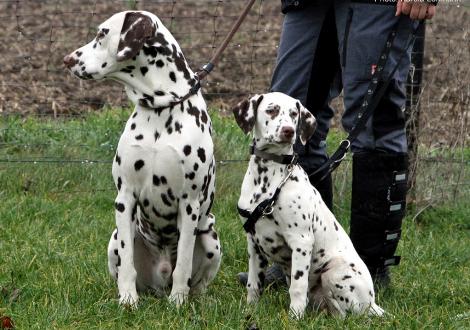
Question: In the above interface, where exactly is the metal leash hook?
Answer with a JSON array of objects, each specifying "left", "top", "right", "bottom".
[{"left": 262, "top": 159, "right": 297, "bottom": 216}]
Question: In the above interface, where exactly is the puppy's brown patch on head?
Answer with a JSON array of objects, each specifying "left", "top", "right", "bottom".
[{"left": 232, "top": 94, "right": 264, "bottom": 134}]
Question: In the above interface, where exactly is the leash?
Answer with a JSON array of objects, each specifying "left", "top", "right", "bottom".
[
  {"left": 309, "top": 18, "right": 424, "bottom": 184},
  {"left": 196, "top": 0, "right": 257, "bottom": 80},
  {"left": 150, "top": 0, "right": 257, "bottom": 111}
]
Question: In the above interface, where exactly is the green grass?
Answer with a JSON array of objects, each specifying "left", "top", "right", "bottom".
[{"left": 0, "top": 109, "right": 469, "bottom": 329}]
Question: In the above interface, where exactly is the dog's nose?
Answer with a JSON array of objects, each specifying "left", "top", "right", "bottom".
[
  {"left": 63, "top": 55, "right": 78, "bottom": 68},
  {"left": 280, "top": 126, "right": 295, "bottom": 140}
]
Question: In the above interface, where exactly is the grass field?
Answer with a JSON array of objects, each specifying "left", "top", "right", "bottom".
[{"left": 1, "top": 109, "right": 469, "bottom": 329}]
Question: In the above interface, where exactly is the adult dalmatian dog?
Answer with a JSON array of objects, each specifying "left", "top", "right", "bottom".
[
  {"left": 63, "top": 11, "right": 221, "bottom": 306},
  {"left": 232, "top": 92, "right": 384, "bottom": 318}
]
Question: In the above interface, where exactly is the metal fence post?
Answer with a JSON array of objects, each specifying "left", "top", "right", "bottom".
[{"left": 406, "top": 21, "right": 426, "bottom": 203}]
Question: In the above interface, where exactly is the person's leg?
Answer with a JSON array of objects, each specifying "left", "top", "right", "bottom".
[
  {"left": 271, "top": 2, "right": 340, "bottom": 210},
  {"left": 338, "top": 1, "right": 415, "bottom": 287}
]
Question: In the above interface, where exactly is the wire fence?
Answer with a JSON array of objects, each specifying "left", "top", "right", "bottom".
[{"left": 0, "top": 0, "right": 469, "bottom": 209}]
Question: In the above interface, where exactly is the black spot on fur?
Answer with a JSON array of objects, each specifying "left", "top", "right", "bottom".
[
  {"left": 134, "top": 160, "right": 145, "bottom": 170},
  {"left": 169, "top": 71, "right": 176, "bottom": 82},
  {"left": 121, "top": 240, "right": 125, "bottom": 248},
  {"left": 265, "top": 237, "right": 274, "bottom": 243},
  {"left": 186, "top": 172, "right": 196, "bottom": 180},
  {"left": 197, "top": 148, "right": 206, "bottom": 163},
  {"left": 294, "top": 271, "right": 304, "bottom": 280},
  {"left": 156, "top": 59, "right": 164, "bottom": 67},
  {"left": 115, "top": 202, "right": 125, "bottom": 212},
  {"left": 140, "top": 66, "right": 149, "bottom": 76},
  {"left": 186, "top": 205, "right": 192, "bottom": 215},
  {"left": 117, "top": 177, "right": 122, "bottom": 191},
  {"left": 350, "top": 286, "right": 355, "bottom": 292},
  {"left": 135, "top": 134, "right": 143, "bottom": 140},
  {"left": 207, "top": 252, "right": 214, "bottom": 259},
  {"left": 115, "top": 154, "right": 121, "bottom": 165},
  {"left": 161, "top": 193, "right": 172, "bottom": 207},
  {"left": 183, "top": 145, "right": 191, "bottom": 156}
]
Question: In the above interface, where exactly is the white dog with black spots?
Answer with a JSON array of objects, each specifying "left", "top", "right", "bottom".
[
  {"left": 64, "top": 11, "right": 221, "bottom": 307},
  {"left": 233, "top": 92, "right": 384, "bottom": 318}
]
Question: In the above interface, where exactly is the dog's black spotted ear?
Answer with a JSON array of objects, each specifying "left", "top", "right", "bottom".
[
  {"left": 117, "top": 12, "right": 156, "bottom": 62},
  {"left": 232, "top": 94, "right": 264, "bottom": 134},
  {"left": 296, "top": 101, "right": 317, "bottom": 145}
]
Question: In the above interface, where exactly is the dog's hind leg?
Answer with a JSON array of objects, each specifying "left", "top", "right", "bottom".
[
  {"left": 169, "top": 199, "right": 200, "bottom": 305},
  {"left": 190, "top": 213, "right": 222, "bottom": 295},
  {"left": 107, "top": 228, "right": 119, "bottom": 280}
]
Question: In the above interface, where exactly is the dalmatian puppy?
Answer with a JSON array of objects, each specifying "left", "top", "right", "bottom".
[
  {"left": 63, "top": 11, "right": 221, "bottom": 307},
  {"left": 232, "top": 92, "right": 384, "bottom": 318}
]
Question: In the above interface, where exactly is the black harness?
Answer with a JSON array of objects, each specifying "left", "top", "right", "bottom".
[{"left": 237, "top": 145, "right": 298, "bottom": 235}]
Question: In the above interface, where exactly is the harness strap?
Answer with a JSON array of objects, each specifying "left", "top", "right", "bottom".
[
  {"left": 309, "top": 18, "right": 424, "bottom": 184},
  {"left": 239, "top": 186, "right": 283, "bottom": 234}
]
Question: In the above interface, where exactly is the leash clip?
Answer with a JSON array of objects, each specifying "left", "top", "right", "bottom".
[
  {"left": 334, "top": 140, "right": 351, "bottom": 163},
  {"left": 263, "top": 203, "right": 274, "bottom": 216}
]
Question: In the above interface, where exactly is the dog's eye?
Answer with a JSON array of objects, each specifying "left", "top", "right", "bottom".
[
  {"left": 266, "top": 109, "right": 274, "bottom": 114},
  {"left": 291, "top": 111, "right": 298, "bottom": 118}
]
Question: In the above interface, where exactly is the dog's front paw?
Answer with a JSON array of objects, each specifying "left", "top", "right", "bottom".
[
  {"left": 247, "top": 287, "right": 261, "bottom": 304},
  {"left": 169, "top": 289, "right": 188, "bottom": 306},
  {"left": 119, "top": 291, "right": 139, "bottom": 309},
  {"left": 289, "top": 303, "right": 306, "bottom": 320}
]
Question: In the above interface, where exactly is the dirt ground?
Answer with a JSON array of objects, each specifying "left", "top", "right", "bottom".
[{"left": 0, "top": 0, "right": 468, "bottom": 145}]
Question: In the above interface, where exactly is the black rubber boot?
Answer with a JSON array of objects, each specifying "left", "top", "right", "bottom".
[
  {"left": 237, "top": 263, "right": 286, "bottom": 287},
  {"left": 350, "top": 151, "right": 409, "bottom": 289}
]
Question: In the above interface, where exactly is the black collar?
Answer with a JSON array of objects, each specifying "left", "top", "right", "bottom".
[
  {"left": 141, "top": 79, "right": 201, "bottom": 112},
  {"left": 250, "top": 144, "right": 297, "bottom": 165}
]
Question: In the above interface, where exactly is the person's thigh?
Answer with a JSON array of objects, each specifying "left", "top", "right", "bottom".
[
  {"left": 270, "top": 2, "right": 331, "bottom": 106},
  {"left": 339, "top": 2, "right": 415, "bottom": 153}
]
